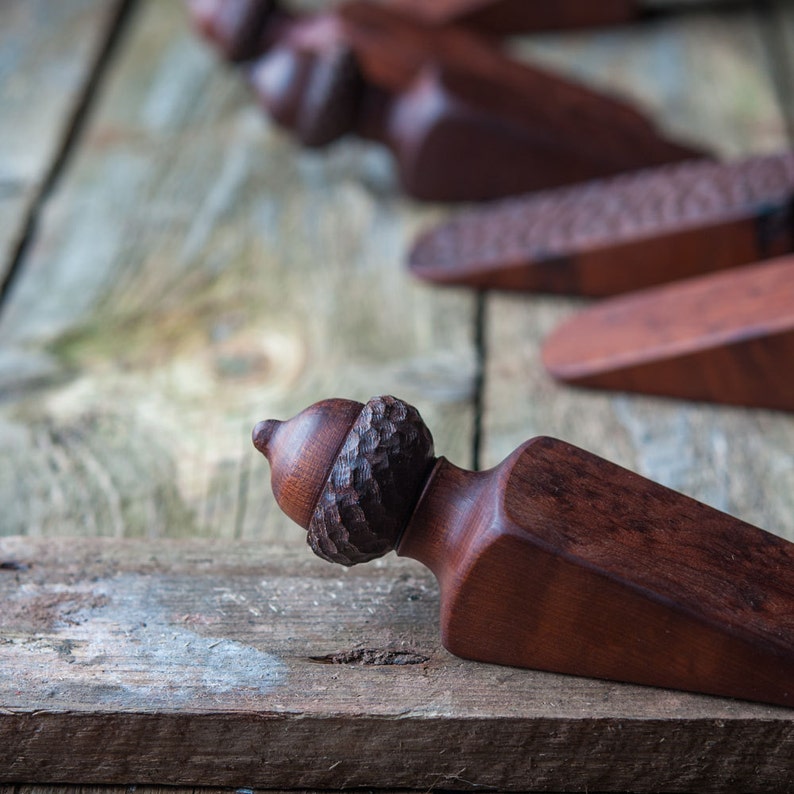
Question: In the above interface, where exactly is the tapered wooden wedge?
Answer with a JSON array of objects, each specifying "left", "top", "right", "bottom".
[
  {"left": 252, "top": 395, "right": 794, "bottom": 707},
  {"left": 409, "top": 151, "right": 794, "bottom": 293},
  {"left": 542, "top": 255, "right": 794, "bottom": 410},
  {"left": 187, "top": 0, "right": 704, "bottom": 201}
]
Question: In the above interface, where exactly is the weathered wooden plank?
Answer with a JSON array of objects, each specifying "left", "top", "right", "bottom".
[
  {"left": 0, "top": 0, "right": 476, "bottom": 542},
  {"left": 1, "top": 536, "right": 792, "bottom": 792},
  {"left": 4, "top": 6, "right": 792, "bottom": 794},
  {"left": 482, "top": 7, "right": 794, "bottom": 541},
  {"left": 508, "top": 6, "right": 787, "bottom": 156},
  {"left": 767, "top": 0, "right": 794, "bottom": 138},
  {"left": 4, "top": 788, "right": 442, "bottom": 794},
  {"left": 0, "top": 0, "right": 124, "bottom": 286}
]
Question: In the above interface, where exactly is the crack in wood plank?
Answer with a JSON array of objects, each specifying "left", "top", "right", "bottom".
[{"left": 0, "top": 0, "right": 136, "bottom": 307}]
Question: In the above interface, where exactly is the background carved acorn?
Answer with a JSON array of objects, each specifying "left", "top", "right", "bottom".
[
  {"left": 253, "top": 395, "right": 435, "bottom": 565},
  {"left": 247, "top": 42, "right": 364, "bottom": 147}
]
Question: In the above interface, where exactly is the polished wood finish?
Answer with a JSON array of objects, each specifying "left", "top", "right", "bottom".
[
  {"left": 542, "top": 255, "right": 794, "bottom": 410},
  {"left": 187, "top": 0, "right": 704, "bottom": 200},
  {"left": 401, "top": 439, "right": 794, "bottom": 707},
  {"left": 409, "top": 150, "right": 794, "bottom": 294},
  {"left": 253, "top": 396, "right": 794, "bottom": 707}
]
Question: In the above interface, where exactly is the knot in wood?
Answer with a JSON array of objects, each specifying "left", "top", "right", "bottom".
[{"left": 307, "top": 395, "right": 435, "bottom": 565}]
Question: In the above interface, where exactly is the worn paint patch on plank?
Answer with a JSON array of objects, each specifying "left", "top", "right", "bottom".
[{"left": 2, "top": 573, "right": 285, "bottom": 709}]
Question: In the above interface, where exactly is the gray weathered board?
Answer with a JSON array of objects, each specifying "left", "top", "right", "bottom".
[
  {"left": 0, "top": 0, "right": 124, "bottom": 284},
  {"left": 1, "top": 0, "right": 793, "bottom": 791},
  {"left": 0, "top": 0, "right": 475, "bottom": 544},
  {"left": 1, "top": 536, "right": 793, "bottom": 793}
]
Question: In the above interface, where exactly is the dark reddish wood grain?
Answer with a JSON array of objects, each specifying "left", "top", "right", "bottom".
[
  {"left": 399, "top": 438, "right": 794, "bottom": 708},
  {"left": 542, "top": 255, "right": 794, "bottom": 410},
  {"left": 389, "top": 0, "right": 641, "bottom": 33},
  {"left": 253, "top": 396, "right": 794, "bottom": 707},
  {"left": 187, "top": 0, "right": 704, "bottom": 200},
  {"left": 409, "top": 150, "right": 794, "bottom": 294}
]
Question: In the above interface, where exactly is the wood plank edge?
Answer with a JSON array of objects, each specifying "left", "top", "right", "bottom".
[{"left": 2, "top": 712, "right": 793, "bottom": 792}]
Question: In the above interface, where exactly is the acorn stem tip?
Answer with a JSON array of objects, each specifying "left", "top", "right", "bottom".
[{"left": 252, "top": 419, "right": 280, "bottom": 457}]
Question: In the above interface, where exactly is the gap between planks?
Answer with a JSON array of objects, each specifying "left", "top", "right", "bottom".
[{"left": 0, "top": 0, "right": 139, "bottom": 309}]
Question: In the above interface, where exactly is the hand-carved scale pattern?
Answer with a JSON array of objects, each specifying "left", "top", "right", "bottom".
[{"left": 410, "top": 151, "right": 794, "bottom": 273}]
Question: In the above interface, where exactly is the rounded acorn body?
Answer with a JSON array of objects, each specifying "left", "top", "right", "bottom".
[{"left": 253, "top": 395, "right": 794, "bottom": 707}]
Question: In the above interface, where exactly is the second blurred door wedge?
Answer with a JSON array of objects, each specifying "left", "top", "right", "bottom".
[
  {"left": 542, "top": 255, "right": 794, "bottom": 411},
  {"left": 408, "top": 151, "right": 794, "bottom": 295},
  {"left": 388, "top": 0, "right": 760, "bottom": 34},
  {"left": 186, "top": 0, "right": 704, "bottom": 201}
]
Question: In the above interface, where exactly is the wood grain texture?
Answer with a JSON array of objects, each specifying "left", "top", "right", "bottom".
[
  {"left": 0, "top": 0, "right": 475, "bottom": 542},
  {"left": 764, "top": 0, "right": 794, "bottom": 142},
  {"left": 3, "top": 789, "right": 261, "bottom": 794},
  {"left": 399, "top": 439, "right": 794, "bottom": 707},
  {"left": 543, "top": 256, "right": 794, "bottom": 409},
  {"left": 507, "top": 6, "right": 786, "bottom": 156},
  {"left": 0, "top": 0, "right": 123, "bottom": 285},
  {"left": 2, "top": 4, "right": 794, "bottom": 790},
  {"left": 482, "top": 7, "right": 794, "bottom": 543},
  {"left": 1, "top": 536, "right": 793, "bottom": 792},
  {"left": 3, "top": 789, "right": 357, "bottom": 794}
]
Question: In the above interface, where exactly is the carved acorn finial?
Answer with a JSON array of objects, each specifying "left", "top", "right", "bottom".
[
  {"left": 253, "top": 395, "right": 436, "bottom": 565},
  {"left": 247, "top": 40, "right": 364, "bottom": 147}
]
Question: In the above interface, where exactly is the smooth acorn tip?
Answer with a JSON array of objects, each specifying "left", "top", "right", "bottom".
[
  {"left": 251, "top": 399, "right": 364, "bottom": 531},
  {"left": 252, "top": 418, "right": 280, "bottom": 458}
]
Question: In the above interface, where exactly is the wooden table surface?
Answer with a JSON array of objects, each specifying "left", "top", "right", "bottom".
[{"left": 1, "top": 1, "right": 793, "bottom": 792}]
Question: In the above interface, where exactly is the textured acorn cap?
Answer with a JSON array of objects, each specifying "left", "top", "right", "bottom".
[{"left": 253, "top": 396, "right": 435, "bottom": 565}]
